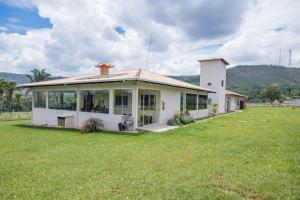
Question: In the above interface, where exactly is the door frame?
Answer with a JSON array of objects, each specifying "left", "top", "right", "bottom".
[{"left": 137, "top": 89, "right": 161, "bottom": 127}]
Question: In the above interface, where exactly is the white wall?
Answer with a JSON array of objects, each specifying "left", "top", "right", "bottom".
[
  {"left": 32, "top": 108, "right": 77, "bottom": 128},
  {"left": 160, "top": 89, "right": 181, "bottom": 124},
  {"left": 200, "top": 60, "right": 227, "bottom": 113},
  {"left": 189, "top": 109, "right": 209, "bottom": 119}
]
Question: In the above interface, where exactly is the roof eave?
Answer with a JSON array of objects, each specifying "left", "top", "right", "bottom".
[{"left": 17, "top": 77, "right": 215, "bottom": 93}]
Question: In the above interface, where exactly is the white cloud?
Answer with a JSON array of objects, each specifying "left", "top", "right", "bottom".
[
  {"left": 0, "top": 0, "right": 299, "bottom": 77},
  {"left": 218, "top": 0, "right": 300, "bottom": 67}
]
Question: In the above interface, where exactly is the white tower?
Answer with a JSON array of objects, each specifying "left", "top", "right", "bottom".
[{"left": 199, "top": 58, "right": 229, "bottom": 113}]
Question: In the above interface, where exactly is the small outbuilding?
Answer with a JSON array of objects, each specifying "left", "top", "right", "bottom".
[{"left": 225, "top": 90, "right": 246, "bottom": 112}]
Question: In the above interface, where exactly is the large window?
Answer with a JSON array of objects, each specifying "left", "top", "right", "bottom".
[
  {"left": 198, "top": 95, "right": 208, "bottom": 109},
  {"left": 114, "top": 89, "right": 132, "bottom": 115},
  {"left": 140, "top": 94, "right": 156, "bottom": 111},
  {"left": 34, "top": 91, "right": 46, "bottom": 108},
  {"left": 180, "top": 93, "right": 185, "bottom": 112},
  {"left": 49, "top": 91, "right": 76, "bottom": 111},
  {"left": 80, "top": 90, "right": 109, "bottom": 113},
  {"left": 186, "top": 93, "right": 197, "bottom": 110}
]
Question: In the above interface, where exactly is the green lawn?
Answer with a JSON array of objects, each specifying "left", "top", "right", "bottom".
[{"left": 0, "top": 108, "right": 299, "bottom": 199}]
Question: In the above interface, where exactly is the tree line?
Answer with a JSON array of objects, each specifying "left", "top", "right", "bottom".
[{"left": 0, "top": 69, "right": 51, "bottom": 113}]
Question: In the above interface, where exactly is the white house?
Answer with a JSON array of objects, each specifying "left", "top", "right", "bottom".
[
  {"left": 19, "top": 62, "right": 214, "bottom": 131},
  {"left": 199, "top": 58, "right": 246, "bottom": 113}
]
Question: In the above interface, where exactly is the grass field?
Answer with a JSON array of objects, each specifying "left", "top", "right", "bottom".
[{"left": 0, "top": 107, "right": 299, "bottom": 199}]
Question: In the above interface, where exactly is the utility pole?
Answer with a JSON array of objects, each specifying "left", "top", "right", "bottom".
[
  {"left": 278, "top": 48, "right": 282, "bottom": 66},
  {"left": 288, "top": 49, "right": 292, "bottom": 66}
]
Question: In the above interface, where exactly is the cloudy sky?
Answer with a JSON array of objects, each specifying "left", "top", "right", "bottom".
[{"left": 0, "top": 0, "right": 299, "bottom": 76}]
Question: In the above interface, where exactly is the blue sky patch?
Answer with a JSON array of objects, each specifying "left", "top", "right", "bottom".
[
  {"left": 114, "top": 26, "right": 125, "bottom": 35},
  {"left": 0, "top": 2, "right": 52, "bottom": 34}
]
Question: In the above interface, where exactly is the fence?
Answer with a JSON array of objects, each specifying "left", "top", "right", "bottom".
[
  {"left": 247, "top": 101, "right": 298, "bottom": 107},
  {"left": 0, "top": 111, "right": 32, "bottom": 121}
]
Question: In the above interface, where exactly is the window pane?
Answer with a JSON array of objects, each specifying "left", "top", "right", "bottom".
[
  {"left": 49, "top": 91, "right": 61, "bottom": 109},
  {"left": 114, "top": 89, "right": 132, "bottom": 115},
  {"left": 80, "top": 90, "right": 109, "bottom": 113},
  {"left": 186, "top": 93, "right": 197, "bottom": 110},
  {"left": 180, "top": 93, "right": 184, "bottom": 112},
  {"left": 34, "top": 91, "right": 46, "bottom": 108},
  {"left": 80, "top": 90, "right": 94, "bottom": 112},
  {"left": 62, "top": 92, "right": 76, "bottom": 110},
  {"left": 198, "top": 95, "right": 208, "bottom": 109},
  {"left": 49, "top": 91, "right": 76, "bottom": 111}
]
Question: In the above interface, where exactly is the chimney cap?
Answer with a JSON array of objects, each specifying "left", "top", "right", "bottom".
[{"left": 95, "top": 61, "right": 114, "bottom": 68}]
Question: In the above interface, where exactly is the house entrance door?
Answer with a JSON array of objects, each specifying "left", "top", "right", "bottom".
[{"left": 138, "top": 89, "right": 160, "bottom": 127}]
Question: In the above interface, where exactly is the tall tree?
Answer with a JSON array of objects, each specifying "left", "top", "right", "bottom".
[
  {"left": 26, "top": 69, "right": 51, "bottom": 83},
  {"left": 0, "top": 79, "right": 7, "bottom": 115},
  {"left": 15, "top": 93, "right": 22, "bottom": 112},
  {"left": 264, "top": 84, "right": 281, "bottom": 103},
  {"left": 0, "top": 79, "right": 6, "bottom": 99},
  {"left": 4, "top": 81, "right": 17, "bottom": 102}
]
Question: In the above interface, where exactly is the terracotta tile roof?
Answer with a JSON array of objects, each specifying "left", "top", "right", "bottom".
[
  {"left": 18, "top": 69, "right": 213, "bottom": 92},
  {"left": 225, "top": 90, "right": 246, "bottom": 97}
]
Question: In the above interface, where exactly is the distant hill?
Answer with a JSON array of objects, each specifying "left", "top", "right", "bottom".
[
  {"left": 227, "top": 65, "right": 300, "bottom": 90},
  {"left": 0, "top": 72, "right": 64, "bottom": 84},
  {"left": 0, "top": 72, "right": 29, "bottom": 84},
  {"left": 171, "top": 65, "right": 300, "bottom": 99}
]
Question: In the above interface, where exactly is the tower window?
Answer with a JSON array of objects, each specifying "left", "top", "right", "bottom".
[
  {"left": 207, "top": 83, "right": 212, "bottom": 86},
  {"left": 221, "top": 80, "right": 224, "bottom": 87}
]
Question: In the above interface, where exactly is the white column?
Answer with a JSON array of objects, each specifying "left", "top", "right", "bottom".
[
  {"left": 46, "top": 91, "right": 49, "bottom": 109},
  {"left": 109, "top": 89, "right": 114, "bottom": 114},
  {"left": 76, "top": 88, "right": 80, "bottom": 128},
  {"left": 31, "top": 88, "right": 34, "bottom": 124},
  {"left": 132, "top": 85, "right": 139, "bottom": 130}
]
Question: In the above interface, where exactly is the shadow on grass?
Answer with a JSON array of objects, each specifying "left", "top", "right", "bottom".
[{"left": 12, "top": 124, "right": 146, "bottom": 136}]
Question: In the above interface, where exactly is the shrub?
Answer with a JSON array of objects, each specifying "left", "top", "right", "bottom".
[
  {"left": 180, "top": 115, "right": 195, "bottom": 124},
  {"left": 167, "top": 111, "right": 195, "bottom": 126},
  {"left": 80, "top": 118, "right": 104, "bottom": 133},
  {"left": 212, "top": 103, "right": 218, "bottom": 115},
  {"left": 167, "top": 118, "right": 178, "bottom": 126}
]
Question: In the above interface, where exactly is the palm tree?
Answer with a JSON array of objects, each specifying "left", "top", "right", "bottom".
[
  {"left": 0, "top": 79, "right": 7, "bottom": 115},
  {"left": 15, "top": 93, "right": 22, "bottom": 112},
  {"left": 4, "top": 81, "right": 17, "bottom": 103},
  {"left": 26, "top": 69, "right": 51, "bottom": 83},
  {"left": 0, "top": 79, "right": 6, "bottom": 98}
]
